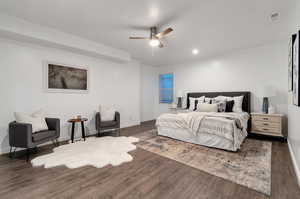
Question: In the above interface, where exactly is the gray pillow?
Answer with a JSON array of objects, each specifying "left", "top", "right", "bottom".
[{"left": 211, "top": 99, "right": 226, "bottom": 112}]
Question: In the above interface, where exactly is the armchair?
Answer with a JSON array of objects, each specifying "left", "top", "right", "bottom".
[
  {"left": 95, "top": 111, "right": 120, "bottom": 136},
  {"left": 9, "top": 118, "right": 60, "bottom": 161}
]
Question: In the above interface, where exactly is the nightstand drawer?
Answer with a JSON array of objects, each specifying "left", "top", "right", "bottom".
[
  {"left": 252, "top": 121, "right": 280, "bottom": 128},
  {"left": 252, "top": 125, "right": 281, "bottom": 135},
  {"left": 252, "top": 115, "right": 281, "bottom": 123}
]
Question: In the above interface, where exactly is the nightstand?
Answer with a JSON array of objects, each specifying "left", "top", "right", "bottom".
[{"left": 250, "top": 113, "right": 285, "bottom": 139}]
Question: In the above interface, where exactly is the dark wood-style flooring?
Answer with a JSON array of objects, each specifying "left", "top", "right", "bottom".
[{"left": 0, "top": 120, "right": 299, "bottom": 199}]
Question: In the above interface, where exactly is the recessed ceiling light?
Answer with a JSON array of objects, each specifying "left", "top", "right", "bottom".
[{"left": 192, "top": 49, "right": 199, "bottom": 55}]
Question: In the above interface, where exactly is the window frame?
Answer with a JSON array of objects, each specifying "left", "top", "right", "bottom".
[{"left": 159, "top": 72, "right": 174, "bottom": 104}]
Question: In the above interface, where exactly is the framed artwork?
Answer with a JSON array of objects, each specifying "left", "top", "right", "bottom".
[
  {"left": 44, "top": 61, "right": 89, "bottom": 93},
  {"left": 289, "top": 34, "right": 297, "bottom": 91},
  {"left": 293, "top": 32, "right": 300, "bottom": 106}
]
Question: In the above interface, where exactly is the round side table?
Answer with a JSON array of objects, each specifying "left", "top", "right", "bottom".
[{"left": 68, "top": 118, "right": 88, "bottom": 143}]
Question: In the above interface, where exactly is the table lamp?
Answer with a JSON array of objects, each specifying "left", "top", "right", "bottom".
[
  {"left": 262, "top": 86, "right": 276, "bottom": 114},
  {"left": 177, "top": 90, "right": 183, "bottom": 108}
]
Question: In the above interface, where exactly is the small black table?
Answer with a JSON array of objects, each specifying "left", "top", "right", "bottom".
[{"left": 68, "top": 118, "right": 88, "bottom": 143}]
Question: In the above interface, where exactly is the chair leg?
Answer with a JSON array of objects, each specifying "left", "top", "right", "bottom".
[
  {"left": 9, "top": 147, "right": 12, "bottom": 158},
  {"left": 56, "top": 138, "right": 59, "bottom": 146},
  {"left": 9, "top": 147, "right": 17, "bottom": 159},
  {"left": 26, "top": 148, "right": 30, "bottom": 162},
  {"left": 13, "top": 147, "right": 17, "bottom": 158},
  {"left": 33, "top": 147, "right": 38, "bottom": 154}
]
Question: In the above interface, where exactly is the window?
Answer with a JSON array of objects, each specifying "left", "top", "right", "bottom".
[{"left": 159, "top": 73, "right": 174, "bottom": 103}]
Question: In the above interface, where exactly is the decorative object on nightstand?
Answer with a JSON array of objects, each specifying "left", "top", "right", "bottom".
[
  {"left": 268, "top": 105, "right": 276, "bottom": 114},
  {"left": 250, "top": 113, "right": 285, "bottom": 141},
  {"left": 177, "top": 90, "right": 183, "bottom": 108},
  {"left": 261, "top": 86, "right": 276, "bottom": 114}
]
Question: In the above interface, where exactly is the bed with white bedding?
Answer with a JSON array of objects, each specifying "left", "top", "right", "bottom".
[{"left": 156, "top": 91, "right": 251, "bottom": 151}]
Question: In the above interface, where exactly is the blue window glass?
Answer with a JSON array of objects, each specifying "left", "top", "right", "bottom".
[{"left": 159, "top": 73, "right": 174, "bottom": 103}]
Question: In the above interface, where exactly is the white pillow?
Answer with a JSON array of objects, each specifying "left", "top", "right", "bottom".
[
  {"left": 204, "top": 97, "right": 212, "bottom": 103},
  {"left": 218, "top": 95, "right": 244, "bottom": 112},
  {"left": 232, "top": 96, "right": 244, "bottom": 112},
  {"left": 189, "top": 96, "right": 205, "bottom": 111},
  {"left": 211, "top": 99, "right": 227, "bottom": 112},
  {"left": 100, "top": 106, "right": 116, "bottom": 121},
  {"left": 14, "top": 111, "right": 48, "bottom": 133},
  {"left": 197, "top": 103, "right": 218, "bottom": 112}
]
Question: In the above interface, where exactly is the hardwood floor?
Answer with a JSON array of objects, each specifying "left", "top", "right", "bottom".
[{"left": 0, "top": 120, "right": 299, "bottom": 199}]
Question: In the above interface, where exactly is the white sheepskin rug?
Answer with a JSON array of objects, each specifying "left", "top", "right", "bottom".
[{"left": 31, "top": 136, "right": 139, "bottom": 169}]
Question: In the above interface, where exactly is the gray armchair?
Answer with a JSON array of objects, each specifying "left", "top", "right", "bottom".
[
  {"left": 9, "top": 118, "right": 60, "bottom": 161},
  {"left": 95, "top": 111, "right": 120, "bottom": 136}
]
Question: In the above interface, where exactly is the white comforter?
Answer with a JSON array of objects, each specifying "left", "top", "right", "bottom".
[{"left": 156, "top": 111, "right": 249, "bottom": 149}]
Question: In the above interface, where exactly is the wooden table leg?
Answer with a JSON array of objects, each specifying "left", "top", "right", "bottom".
[
  {"left": 71, "top": 122, "right": 75, "bottom": 143},
  {"left": 81, "top": 121, "right": 86, "bottom": 141}
]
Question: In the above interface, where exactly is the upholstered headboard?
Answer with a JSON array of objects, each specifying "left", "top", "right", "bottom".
[{"left": 186, "top": 91, "right": 251, "bottom": 113}]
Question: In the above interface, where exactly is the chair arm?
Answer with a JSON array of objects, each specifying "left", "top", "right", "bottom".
[
  {"left": 9, "top": 122, "right": 33, "bottom": 148},
  {"left": 115, "top": 111, "right": 120, "bottom": 128},
  {"left": 45, "top": 118, "right": 60, "bottom": 138},
  {"left": 95, "top": 112, "right": 101, "bottom": 131}
]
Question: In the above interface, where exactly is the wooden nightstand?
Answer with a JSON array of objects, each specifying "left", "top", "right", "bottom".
[{"left": 250, "top": 113, "right": 284, "bottom": 139}]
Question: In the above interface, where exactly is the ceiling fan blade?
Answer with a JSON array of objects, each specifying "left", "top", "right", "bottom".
[
  {"left": 156, "top": 28, "right": 173, "bottom": 38},
  {"left": 129, "top": 36, "right": 149, "bottom": 39}
]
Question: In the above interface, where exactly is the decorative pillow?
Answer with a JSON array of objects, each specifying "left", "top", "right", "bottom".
[
  {"left": 14, "top": 111, "right": 48, "bottom": 133},
  {"left": 211, "top": 99, "right": 227, "bottom": 112},
  {"left": 204, "top": 97, "right": 212, "bottom": 104},
  {"left": 225, "top": 100, "right": 234, "bottom": 112},
  {"left": 217, "top": 95, "right": 244, "bottom": 113},
  {"left": 31, "top": 109, "right": 46, "bottom": 118},
  {"left": 189, "top": 96, "right": 205, "bottom": 111},
  {"left": 100, "top": 106, "right": 116, "bottom": 121},
  {"left": 197, "top": 103, "right": 218, "bottom": 112},
  {"left": 232, "top": 96, "right": 244, "bottom": 112}
]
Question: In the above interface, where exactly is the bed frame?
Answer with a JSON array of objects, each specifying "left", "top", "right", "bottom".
[
  {"left": 157, "top": 91, "right": 252, "bottom": 151},
  {"left": 186, "top": 91, "right": 251, "bottom": 113}
]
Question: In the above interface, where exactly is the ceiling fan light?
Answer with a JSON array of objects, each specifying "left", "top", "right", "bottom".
[{"left": 149, "top": 39, "right": 160, "bottom": 47}]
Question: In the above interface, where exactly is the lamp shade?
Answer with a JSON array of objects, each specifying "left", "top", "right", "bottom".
[{"left": 177, "top": 90, "right": 183, "bottom": 97}]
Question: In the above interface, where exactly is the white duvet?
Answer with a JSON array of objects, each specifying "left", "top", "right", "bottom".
[{"left": 156, "top": 111, "right": 250, "bottom": 149}]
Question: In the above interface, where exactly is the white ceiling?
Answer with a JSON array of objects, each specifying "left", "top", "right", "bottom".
[{"left": 0, "top": 0, "right": 294, "bottom": 66}]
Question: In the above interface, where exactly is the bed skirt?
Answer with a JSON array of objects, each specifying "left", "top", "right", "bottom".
[{"left": 157, "top": 126, "right": 243, "bottom": 151}]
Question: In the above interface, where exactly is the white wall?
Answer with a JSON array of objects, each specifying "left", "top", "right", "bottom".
[
  {"left": 287, "top": 0, "right": 300, "bottom": 184},
  {"left": 155, "top": 42, "right": 288, "bottom": 118},
  {"left": 0, "top": 38, "right": 141, "bottom": 154},
  {"left": 140, "top": 64, "right": 158, "bottom": 122}
]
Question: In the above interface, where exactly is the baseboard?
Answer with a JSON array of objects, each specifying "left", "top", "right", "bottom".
[
  {"left": 288, "top": 139, "right": 300, "bottom": 186},
  {"left": 141, "top": 119, "right": 156, "bottom": 124}
]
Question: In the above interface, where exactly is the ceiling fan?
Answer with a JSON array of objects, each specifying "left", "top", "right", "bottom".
[{"left": 129, "top": 27, "right": 173, "bottom": 48}]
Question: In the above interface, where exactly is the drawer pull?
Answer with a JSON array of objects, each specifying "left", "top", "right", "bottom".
[
  {"left": 263, "top": 123, "right": 269, "bottom": 126},
  {"left": 262, "top": 118, "right": 269, "bottom": 120},
  {"left": 263, "top": 128, "right": 269, "bottom": 131}
]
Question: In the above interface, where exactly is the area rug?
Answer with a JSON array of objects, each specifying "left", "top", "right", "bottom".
[
  {"left": 31, "top": 136, "right": 139, "bottom": 169},
  {"left": 135, "top": 129, "right": 272, "bottom": 195}
]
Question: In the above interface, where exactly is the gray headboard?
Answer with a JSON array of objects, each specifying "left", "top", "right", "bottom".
[{"left": 186, "top": 91, "right": 251, "bottom": 113}]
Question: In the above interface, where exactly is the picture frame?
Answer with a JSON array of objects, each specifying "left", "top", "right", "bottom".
[
  {"left": 288, "top": 34, "right": 297, "bottom": 91},
  {"left": 44, "top": 61, "right": 90, "bottom": 94},
  {"left": 293, "top": 32, "right": 300, "bottom": 106}
]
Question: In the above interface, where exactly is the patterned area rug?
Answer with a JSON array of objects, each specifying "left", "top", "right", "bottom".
[{"left": 134, "top": 129, "right": 272, "bottom": 195}]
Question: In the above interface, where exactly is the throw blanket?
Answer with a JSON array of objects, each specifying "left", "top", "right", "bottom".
[{"left": 156, "top": 112, "right": 249, "bottom": 149}]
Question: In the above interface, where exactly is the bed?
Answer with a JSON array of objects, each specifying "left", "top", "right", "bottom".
[{"left": 156, "top": 91, "right": 251, "bottom": 151}]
